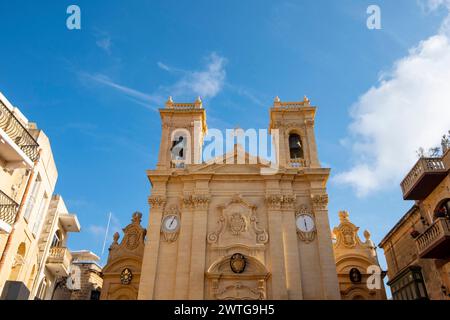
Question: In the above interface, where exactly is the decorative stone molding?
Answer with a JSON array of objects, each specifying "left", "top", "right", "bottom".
[
  {"left": 311, "top": 194, "right": 329, "bottom": 211},
  {"left": 304, "top": 119, "right": 315, "bottom": 127},
  {"left": 208, "top": 194, "right": 268, "bottom": 245},
  {"left": 266, "top": 194, "right": 296, "bottom": 210},
  {"left": 182, "top": 194, "right": 211, "bottom": 209},
  {"left": 265, "top": 195, "right": 283, "bottom": 210},
  {"left": 148, "top": 196, "right": 167, "bottom": 210},
  {"left": 281, "top": 195, "right": 296, "bottom": 210}
]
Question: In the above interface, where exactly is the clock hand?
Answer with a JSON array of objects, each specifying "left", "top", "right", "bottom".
[
  {"left": 169, "top": 216, "right": 176, "bottom": 228},
  {"left": 304, "top": 220, "right": 308, "bottom": 230}
]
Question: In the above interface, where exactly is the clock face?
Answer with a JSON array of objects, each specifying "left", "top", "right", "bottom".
[
  {"left": 296, "top": 214, "right": 315, "bottom": 232},
  {"left": 162, "top": 215, "right": 180, "bottom": 233}
]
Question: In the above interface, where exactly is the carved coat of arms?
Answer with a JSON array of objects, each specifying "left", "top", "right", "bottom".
[
  {"left": 230, "top": 253, "right": 246, "bottom": 274},
  {"left": 229, "top": 213, "right": 246, "bottom": 236}
]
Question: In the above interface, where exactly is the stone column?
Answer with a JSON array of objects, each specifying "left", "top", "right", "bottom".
[
  {"left": 138, "top": 195, "right": 166, "bottom": 300},
  {"left": 173, "top": 196, "right": 194, "bottom": 299},
  {"left": 281, "top": 195, "right": 303, "bottom": 299},
  {"left": 265, "top": 195, "right": 288, "bottom": 300},
  {"left": 311, "top": 193, "right": 341, "bottom": 299},
  {"left": 188, "top": 195, "right": 210, "bottom": 299},
  {"left": 305, "top": 119, "right": 320, "bottom": 167}
]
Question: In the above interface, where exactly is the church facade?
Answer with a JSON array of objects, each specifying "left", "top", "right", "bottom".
[{"left": 101, "top": 97, "right": 342, "bottom": 300}]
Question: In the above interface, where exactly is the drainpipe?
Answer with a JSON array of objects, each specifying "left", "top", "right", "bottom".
[{"left": 0, "top": 150, "right": 41, "bottom": 287}]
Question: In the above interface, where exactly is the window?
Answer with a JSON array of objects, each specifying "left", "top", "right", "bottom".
[
  {"left": 32, "top": 194, "right": 48, "bottom": 236},
  {"left": 434, "top": 199, "right": 450, "bottom": 219},
  {"left": 51, "top": 230, "right": 62, "bottom": 248},
  {"left": 23, "top": 175, "right": 42, "bottom": 221},
  {"left": 389, "top": 266, "right": 428, "bottom": 300},
  {"left": 289, "top": 134, "right": 304, "bottom": 159},
  {"left": 90, "top": 289, "right": 101, "bottom": 300}
]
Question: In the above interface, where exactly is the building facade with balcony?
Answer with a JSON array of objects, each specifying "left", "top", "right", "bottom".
[
  {"left": 379, "top": 138, "right": 450, "bottom": 300},
  {"left": 0, "top": 92, "right": 83, "bottom": 300}
]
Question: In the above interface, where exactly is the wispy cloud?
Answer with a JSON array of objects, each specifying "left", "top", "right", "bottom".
[
  {"left": 80, "top": 52, "right": 227, "bottom": 110},
  {"left": 79, "top": 72, "right": 163, "bottom": 111},
  {"left": 334, "top": 1, "right": 450, "bottom": 197}
]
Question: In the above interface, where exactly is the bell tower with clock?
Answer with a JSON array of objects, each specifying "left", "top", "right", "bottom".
[{"left": 103, "top": 96, "right": 341, "bottom": 300}]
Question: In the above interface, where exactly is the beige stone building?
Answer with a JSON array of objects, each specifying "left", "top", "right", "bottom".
[
  {"left": 0, "top": 92, "right": 83, "bottom": 300},
  {"left": 332, "top": 211, "right": 387, "bottom": 300},
  {"left": 379, "top": 136, "right": 450, "bottom": 300},
  {"left": 102, "top": 96, "right": 341, "bottom": 300},
  {"left": 52, "top": 251, "right": 103, "bottom": 300}
]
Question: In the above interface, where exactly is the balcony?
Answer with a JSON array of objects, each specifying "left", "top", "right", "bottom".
[
  {"left": 416, "top": 218, "right": 450, "bottom": 259},
  {"left": 0, "top": 99, "right": 39, "bottom": 167},
  {"left": 46, "top": 247, "right": 72, "bottom": 276},
  {"left": 401, "top": 158, "right": 448, "bottom": 200},
  {"left": 289, "top": 158, "right": 307, "bottom": 168},
  {"left": 0, "top": 190, "right": 19, "bottom": 234}
]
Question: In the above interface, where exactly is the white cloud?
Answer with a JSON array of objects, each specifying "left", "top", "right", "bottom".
[
  {"left": 334, "top": 1, "right": 450, "bottom": 197},
  {"left": 163, "top": 52, "right": 227, "bottom": 99}
]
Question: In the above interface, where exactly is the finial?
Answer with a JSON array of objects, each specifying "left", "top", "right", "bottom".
[
  {"left": 303, "top": 95, "right": 310, "bottom": 104},
  {"left": 274, "top": 96, "right": 280, "bottom": 103},
  {"left": 339, "top": 210, "right": 350, "bottom": 222},
  {"left": 194, "top": 96, "right": 203, "bottom": 108},
  {"left": 363, "top": 230, "right": 371, "bottom": 240},
  {"left": 165, "top": 96, "right": 174, "bottom": 108},
  {"left": 132, "top": 211, "right": 142, "bottom": 224},
  {"left": 113, "top": 232, "right": 120, "bottom": 243}
]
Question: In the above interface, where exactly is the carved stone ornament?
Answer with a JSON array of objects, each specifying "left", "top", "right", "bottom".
[
  {"left": 230, "top": 253, "right": 247, "bottom": 274},
  {"left": 208, "top": 194, "right": 268, "bottom": 246},
  {"left": 333, "top": 211, "right": 362, "bottom": 249},
  {"left": 311, "top": 194, "right": 329, "bottom": 211},
  {"left": 265, "top": 194, "right": 296, "bottom": 210},
  {"left": 183, "top": 194, "right": 210, "bottom": 209},
  {"left": 161, "top": 206, "right": 181, "bottom": 243},
  {"left": 120, "top": 268, "right": 133, "bottom": 285},
  {"left": 148, "top": 195, "right": 167, "bottom": 210}
]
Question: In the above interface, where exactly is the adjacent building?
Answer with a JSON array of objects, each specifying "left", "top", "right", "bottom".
[
  {"left": 332, "top": 210, "right": 387, "bottom": 300},
  {"left": 0, "top": 92, "right": 91, "bottom": 300},
  {"left": 379, "top": 135, "right": 450, "bottom": 300}
]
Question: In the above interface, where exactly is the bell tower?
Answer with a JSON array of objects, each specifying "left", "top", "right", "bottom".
[
  {"left": 156, "top": 97, "right": 207, "bottom": 170},
  {"left": 269, "top": 96, "right": 320, "bottom": 169}
]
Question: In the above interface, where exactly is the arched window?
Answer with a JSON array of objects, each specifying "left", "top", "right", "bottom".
[
  {"left": 289, "top": 133, "right": 304, "bottom": 159},
  {"left": 434, "top": 199, "right": 450, "bottom": 219}
]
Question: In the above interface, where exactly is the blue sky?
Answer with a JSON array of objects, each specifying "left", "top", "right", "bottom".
[{"left": 1, "top": 0, "right": 450, "bottom": 274}]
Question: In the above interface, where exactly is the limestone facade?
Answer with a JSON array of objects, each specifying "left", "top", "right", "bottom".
[
  {"left": 102, "top": 96, "right": 341, "bottom": 300},
  {"left": 332, "top": 211, "right": 387, "bottom": 300}
]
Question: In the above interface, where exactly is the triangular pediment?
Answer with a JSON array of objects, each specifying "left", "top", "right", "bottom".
[{"left": 189, "top": 144, "right": 273, "bottom": 174}]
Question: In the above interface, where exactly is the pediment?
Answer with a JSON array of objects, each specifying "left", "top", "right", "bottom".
[{"left": 188, "top": 144, "right": 273, "bottom": 174}]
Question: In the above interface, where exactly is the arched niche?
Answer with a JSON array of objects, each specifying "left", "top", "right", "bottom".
[{"left": 206, "top": 254, "right": 270, "bottom": 300}]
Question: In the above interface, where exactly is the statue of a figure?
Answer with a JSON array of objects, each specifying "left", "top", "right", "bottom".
[{"left": 441, "top": 133, "right": 450, "bottom": 154}]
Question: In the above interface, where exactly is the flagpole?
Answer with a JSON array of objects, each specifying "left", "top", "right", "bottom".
[{"left": 101, "top": 212, "right": 112, "bottom": 257}]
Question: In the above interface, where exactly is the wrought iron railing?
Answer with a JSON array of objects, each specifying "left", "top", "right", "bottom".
[
  {"left": 401, "top": 158, "right": 446, "bottom": 195},
  {"left": 0, "top": 190, "right": 19, "bottom": 226},
  {"left": 0, "top": 100, "right": 39, "bottom": 162},
  {"left": 416, "top": 218, "right": 450, "bottom": 256}
]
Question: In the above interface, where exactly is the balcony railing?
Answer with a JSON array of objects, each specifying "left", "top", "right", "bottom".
[
  {"left": 0, "top": 100, "right": 39, "bottom": 162},
  {"left": 289, "top": 158, "right": 307, "bottom": 168},
  {"left": 401, "top": 158, "right": 447, "bottom": 200},
  {"left": 46, "top": 247, "right": 72, "bottom": 276},
  {"left": 416, "top": 218, "right": 450, "bottom": 259},
  {"left": 0, "top": 190, "right": 19, "bottom": 232}
]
